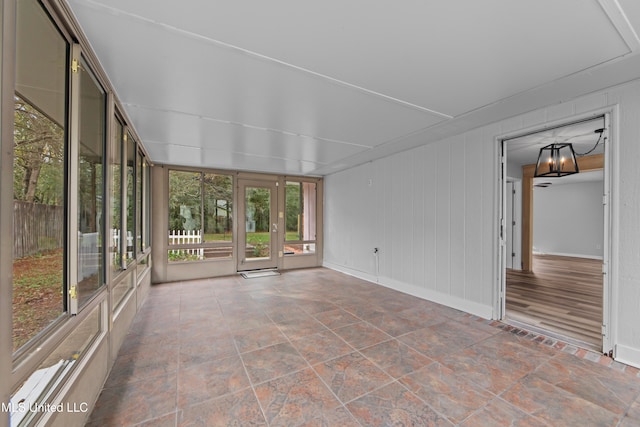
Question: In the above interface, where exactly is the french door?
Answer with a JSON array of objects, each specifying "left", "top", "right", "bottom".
[{"left": 237, "top": 179, "right": 279, "bottom": 271}]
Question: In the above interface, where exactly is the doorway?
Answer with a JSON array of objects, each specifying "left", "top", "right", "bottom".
[
  {"left": 237, "top": 179, "right": 279, "bottom": 271},
  {"left": 500, "top": 116, "right": 611, "bottom": 352}
]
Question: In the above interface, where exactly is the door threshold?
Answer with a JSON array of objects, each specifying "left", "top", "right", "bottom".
[
  {"left": 503, "top": 316, "right": 601, "bottom": 353},
  {"left": 240, "top": 268, "right": 280, "bottom": 279}
]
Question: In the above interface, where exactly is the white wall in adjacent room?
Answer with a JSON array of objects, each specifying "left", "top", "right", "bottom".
[{"left": 533, "top": 179, "right": 604, "bottom": 258}]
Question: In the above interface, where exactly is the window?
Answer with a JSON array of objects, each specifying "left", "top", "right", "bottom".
[
  {"left": 110, "top": 118, "right": 134, "bottom": 309},
  {"left": 136, "top": 149, "right": 143, "bottom": 254},
  {"left": 76, "top": 57, "right": 106, "bottom": 307},
  {"left": 168, "top": 170, "right": 233, "bottom": 261},
  {"left": 284, "top": 181, "right": 317, "bottom": 255},
  {"left": 168, "top": 170, "right": 201, "bottom": 261},
  {"left": 203, "top": 173, "right": 233, "bottom": 257},
  {"left": 112, "top": 273, "right": 133, "bottom": 311},
  {"left": 125, "top": 133, "right": 135, "bottom": 265},
  {"left": 10, "top": 1, "right": 106, "bottom": 420},
  {"left": 10, "top": 304, "right": 102, "bottom": 426},
  {"left": 13, "top": 0, "right": 68, "bottom": 352},
  {"left": 110, "top": 119, "right": 123, "bottom": 273},
  {"left": 143, "top": 158, "right": 151, "bottom": 251}
]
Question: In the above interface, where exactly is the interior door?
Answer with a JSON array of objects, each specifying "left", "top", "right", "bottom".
[
  {"left": 237, "top": 179, "right": 278, "bottom": 271},
  {"left": 506, "top": 181, "right": 514, "bottom": 269}
]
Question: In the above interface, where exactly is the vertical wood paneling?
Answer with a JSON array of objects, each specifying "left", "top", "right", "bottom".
[
  {"left": 382, "top": 158, "right": 393, "bottom": 278},
  {"left": 400, "top": 151, "right": 414, "bottom": 284},
  {"left": 617, "top": 84, "right": 640, "bottom": 280},
  {"left": 374, "top": 159, "right": 383, "bottom": 277},
  {"left": 615, "top": 83, "right": 640, "bottom": 352},
  {"left": 348, "top": 162, "right": 375, "bottom": 273},
  {"left": 363, "top": 162, "right": 377, "bottom": 273},
  {"left": 449, "top": 138, "right": 466, "bottom": 298},
  {"left": 481, "top": 130, "right": 499, "bottom": 307},
  {"left": 412, "top": 147, "right": 426, "bottom": 288},
  {"left": 435, "top": 143, "right": 451, "bottom": 295},
  {"left": 390, "top": 154, "right": 403, "bottom": 282},
  {"left": 464, "top": 133, "right": 485, "bottom": 302},
  {"left": 424, "top": 144, "right": 438, "bottom": 291},
  {"left": 324, "top": 131, "right": 495, "bottom": 307}
]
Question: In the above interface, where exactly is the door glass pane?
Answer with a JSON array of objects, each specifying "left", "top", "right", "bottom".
[
  {"left": 77, "top": 57, "right": 105, "bottom": 307},
  {"left": 13, "top": 0, "right": 68, "bottom": 351},
  {"left": 245, "top": 187, "right": 270, "bottom": 259}
]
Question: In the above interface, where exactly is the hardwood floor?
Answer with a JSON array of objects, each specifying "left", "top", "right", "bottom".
[{"left": 506, "top": 254, "right": 603, "bottom": 349}]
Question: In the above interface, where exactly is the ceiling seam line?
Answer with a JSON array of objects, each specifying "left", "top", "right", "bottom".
[
  {"left": 143, "top": 139, "right": 330, "bottom": 165},
  {"left": 122, "top": 103, "right": 374, "bottom": 149},
  {"left": 79, "top": 0, "right": 452, "bottom": 119}
]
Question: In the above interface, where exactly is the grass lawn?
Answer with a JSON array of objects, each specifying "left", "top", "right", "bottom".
[
  {"left": 12, "top": 249, "right": 63, "bottom": 351},
  {"left": 204, "top": 231, "right": 301, "bottom": 243}
]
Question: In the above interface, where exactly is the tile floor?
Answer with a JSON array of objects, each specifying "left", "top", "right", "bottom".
[{"left": 87, "top": 268, "right": 640, "bottom": 426}]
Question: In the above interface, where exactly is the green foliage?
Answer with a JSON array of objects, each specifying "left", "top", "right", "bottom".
[
  {"left": 245, "top": 232, "right": 270, "bottom": 258},
  {"left": 168, "top": 170, "right": 202, "bottom": 231},
  {"left": 252, "top": 242, "right": 269, "bottom": 257},
  {"left": 204, "top": 173, "right": 233, "bottom": 235},
  {"left": 246, "top": 187, "right": 270, "bottom": 232},
  {"left": 285, "top": 182, "right": 302, "bottom": 234},
  {"left": 246, "top": 232, "right": 270, "bottom": 245},
  {"left": 168, "top": 250, "right": 202, "bottom": 262},
  {"left": 111, "top": 164, "right": 122, "bottom": 230},
  {"left": 13, "top": 96, "right": 64, "bottom": 205}
]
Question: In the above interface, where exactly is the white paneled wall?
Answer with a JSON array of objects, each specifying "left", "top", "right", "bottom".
[
  {"left": 324, "top": 78, "right": 640, "bottom": 368},
  {"left": 325, "top": 130, "right": 497, "bottom": 318}
]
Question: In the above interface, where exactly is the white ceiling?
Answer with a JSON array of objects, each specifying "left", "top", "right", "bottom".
[{"left": 66, "top": 0, "right": 640, "bottom": 176}]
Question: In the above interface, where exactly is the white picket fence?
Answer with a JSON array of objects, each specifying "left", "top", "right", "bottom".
[
  {"left": 168, "top": 229, "right": 204, "bottom": 258},
  {"left": 78, "top": 232, "right": 99, "bottom": 281},
  {"left": 110, "top": 229, "right": 134, "bottom": 261}
]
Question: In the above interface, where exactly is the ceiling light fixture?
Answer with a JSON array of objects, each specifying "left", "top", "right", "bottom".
[
  {"left": 533, "top": 128, "right": 605, "bottom": 178},
  {"left": 533, "top": 142, "right": 578, "bottom": 177}
]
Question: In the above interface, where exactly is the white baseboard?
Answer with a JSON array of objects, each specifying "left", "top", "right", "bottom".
[
  {"left": 323, "top": 261, "right": 493, "bottom": 320},
  {"left": 532, "top": 251, "right": 603, "bottom": 260},
  {"left": 323, "top": 261, "right": 379, "bottom": 286},
  {"left": 615, "top": 344, "right": 640, "bottom": 369}
]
